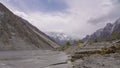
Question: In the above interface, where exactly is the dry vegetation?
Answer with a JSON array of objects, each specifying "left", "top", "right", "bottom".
[{"left": 70, "top": 42, "right": 120, "bottom": 62}]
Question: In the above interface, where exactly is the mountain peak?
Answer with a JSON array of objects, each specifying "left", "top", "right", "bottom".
[
  {"left": 114, "top": 18, "right": 120, "bottom": 25},
  {"left": 83, "top": 18, "right": 120, "bottom": 42}
]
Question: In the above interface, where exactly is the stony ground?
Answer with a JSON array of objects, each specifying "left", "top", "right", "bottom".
[
  {"left": 0, "top": 50, "right": 72, "bottom": 68},
  {"left": 65, "top": 42, "right": 113, "bottom": 54},
  {"left": 64, "top": 42, "right": 120, "bottom": 68},
  {"left": 73, "top": 53, "right": 120, "bottom": 68}
]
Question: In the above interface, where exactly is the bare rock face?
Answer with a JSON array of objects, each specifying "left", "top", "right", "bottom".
[
  {"left": 83, "top": 18, "right": 120, "bottom": 42},
  {"left": 0, "top": 3, "right": 59, "bottom": 50}
]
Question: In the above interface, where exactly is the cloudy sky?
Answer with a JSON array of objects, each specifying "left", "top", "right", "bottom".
[{"left": 0, "top": 0, "right": 120, "bottom": 38}]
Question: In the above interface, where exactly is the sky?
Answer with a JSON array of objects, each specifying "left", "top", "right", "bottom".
[{"left": 0, "top": 0, "right": 120, "bottom": 38}]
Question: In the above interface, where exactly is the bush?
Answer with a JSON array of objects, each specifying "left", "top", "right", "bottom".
[
  {"left": 101, "top": 47, "right": 116, "bottom": 55},
  {"left": 87, "top": 40, "right": 94, "bottom": 45},
  {"left": 66, "top": 41, "right": 71, "bottom": 46},
  {"left": 74, "top": 40, "right": 79, "bottom": 45},
  {"left": 112, "top": 31, "right": 120, "bottom": 40},
  {"left": 79, "top": 40, "right": 84, "bottom": 43}
]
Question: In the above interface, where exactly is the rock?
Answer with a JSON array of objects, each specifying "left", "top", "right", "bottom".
[{"left": 73, "top": 53, "right": 120, "bottom": 68}]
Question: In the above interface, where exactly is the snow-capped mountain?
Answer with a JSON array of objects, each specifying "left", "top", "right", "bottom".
[{"left": 45, "top": 32, "right": 75, "bottom": 45}]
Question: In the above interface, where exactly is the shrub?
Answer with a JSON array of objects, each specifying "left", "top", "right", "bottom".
[
  {"left": 112, "top": 31, "right": 120, "bottom": 40},
  {"left": 66, "top": 41, "right": 71, "bottom": 46},
  {"left": 101, "top": 47, "right": 116, "bottom": 55},
  {"left": 74, "top": 40, "right": 79, "bottom": 45},
  {"left": 87, "top": 40, "right": 94, "bottom": 45},
  {"left": 79, "top": 40, "right": 84, "bottom": 43}
]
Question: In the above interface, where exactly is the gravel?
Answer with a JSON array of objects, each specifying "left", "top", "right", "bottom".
[{"left": 73, "top": 53, "right": 120, "bottom": 68}]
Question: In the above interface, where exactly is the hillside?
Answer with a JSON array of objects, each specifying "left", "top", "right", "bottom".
[{"left": 0, "top": 3, "right": 59, "bottom": 50}]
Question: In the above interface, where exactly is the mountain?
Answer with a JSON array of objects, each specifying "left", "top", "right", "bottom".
[
  {"left": 83, "top": 18, "right": 120, "bottom": 42},
  {"left": 0, "top": 3, "right": 59, "bottom": 50},
  {"left": 45, "top": 32, "right": 75, "bottom": 45}
]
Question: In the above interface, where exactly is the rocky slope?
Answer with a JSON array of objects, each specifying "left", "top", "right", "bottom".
[
  {"left": 83, "top": 18, "right": 120, "bottom": 42},
  {"left": 73, "top": 53, "right": 120, "bottom": 68},
  {"left": 0, "top": 3, "right": 59, "bottom": 50},
  {"left": 65, "top": 39, "right": 120, "bottom": 68}
]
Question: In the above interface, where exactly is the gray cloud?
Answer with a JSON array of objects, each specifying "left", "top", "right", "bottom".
[
  {"left": 111, "top": 0, "right": 120, "bottom": 5},
  {"left": 1, "top": 0, "right": 117, "bottom": 38},
  {"left": 88, "top": 0, "right": 120, "bottom": 24}
]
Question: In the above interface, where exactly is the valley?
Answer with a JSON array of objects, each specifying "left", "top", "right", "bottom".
[{"left": 0, "top": 1, "right": 120, "bottom": 68}]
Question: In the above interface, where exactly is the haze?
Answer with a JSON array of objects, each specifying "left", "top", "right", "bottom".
[{"left": 0, "top": 0, "right": 120, "bottom": 38}]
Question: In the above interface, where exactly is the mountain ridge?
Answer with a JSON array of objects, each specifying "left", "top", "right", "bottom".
[
  {"left": 0, "top": 3, "right": 59, "bottom": 50},
  {"left": 83, "top": 18, "right": 120, "bottom": 42}
]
